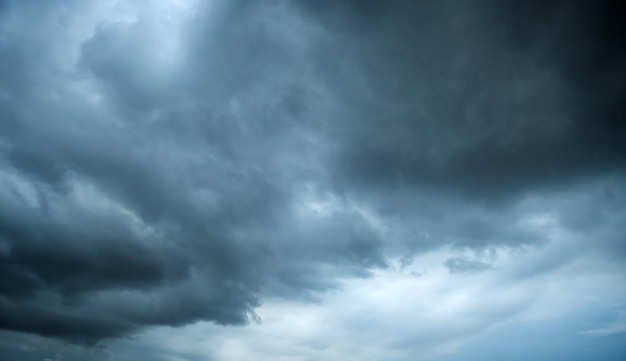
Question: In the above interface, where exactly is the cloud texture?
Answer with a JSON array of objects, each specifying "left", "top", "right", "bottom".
[{"left": 0, "top": 0, "right": 625, "bottom": 360}]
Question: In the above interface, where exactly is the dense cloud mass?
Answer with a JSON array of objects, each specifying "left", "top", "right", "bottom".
[{"left": 0, "top": 0, "right": 625, "bottom": 360}]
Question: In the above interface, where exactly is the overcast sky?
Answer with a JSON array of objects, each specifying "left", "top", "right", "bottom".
[{"left": 1, "top": 0, "right": 625, "bottom": 360}]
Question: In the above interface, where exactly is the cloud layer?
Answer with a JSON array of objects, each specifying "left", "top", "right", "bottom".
[{"left": 0, "top": 0, "right": 625, "bottom": 359}]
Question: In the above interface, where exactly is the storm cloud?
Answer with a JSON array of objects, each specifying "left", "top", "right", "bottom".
[{"left": 0, "top": 0, "right": 625, "bottom": 360}]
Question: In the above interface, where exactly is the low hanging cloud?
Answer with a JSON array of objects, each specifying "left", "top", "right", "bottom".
[{"left": 0, "top": 0, "right": 625, "bottom": 359}]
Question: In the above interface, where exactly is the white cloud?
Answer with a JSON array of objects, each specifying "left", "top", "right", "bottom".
[{"left": 111, "top": 228, "right": 626, "bottom": 361}]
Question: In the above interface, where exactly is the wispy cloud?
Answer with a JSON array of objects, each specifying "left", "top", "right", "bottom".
[{"left": 581, "top": 313, "right": 626, "bottom": 337}]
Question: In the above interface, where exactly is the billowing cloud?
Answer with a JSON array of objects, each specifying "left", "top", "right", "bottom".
[{"left": 0, "top": 0, "right": 625, "bottom": 360}]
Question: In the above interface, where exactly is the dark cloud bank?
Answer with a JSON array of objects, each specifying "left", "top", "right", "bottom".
[{"left": 0, "top": 0, "right": 624, "bottom": 347}]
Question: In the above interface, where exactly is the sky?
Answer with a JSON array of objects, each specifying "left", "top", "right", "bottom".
[{"left": 0, "top": 0, "right": 625, "bottom": 360}]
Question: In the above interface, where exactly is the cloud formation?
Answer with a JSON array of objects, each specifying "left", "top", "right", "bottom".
[{"left": 0, "top": 0, "right": 625, "bottom": 359}]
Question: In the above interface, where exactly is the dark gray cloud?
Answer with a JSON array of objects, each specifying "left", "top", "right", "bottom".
[
  {"left": 0, "top": 0, "right": 387, "bottom": 343},
  {"left": 0, "top": 0, "right": 624, "bottom": 354},
  {"left": 297, "top": 0, "right": 626, "bottom": 202}
]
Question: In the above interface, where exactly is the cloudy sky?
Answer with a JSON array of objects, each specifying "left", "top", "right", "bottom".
[{"left": 1, "top": 0, "right": 625, "bottom": 360}]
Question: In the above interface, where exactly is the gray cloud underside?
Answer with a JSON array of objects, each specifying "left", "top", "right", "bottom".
[{"left": 0, "top": 0, "right": 624, "bottom": 344}]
